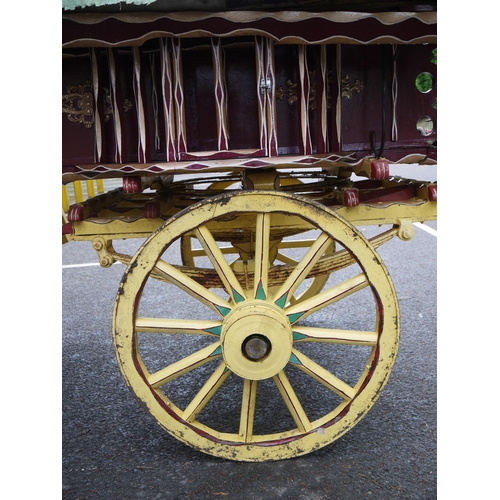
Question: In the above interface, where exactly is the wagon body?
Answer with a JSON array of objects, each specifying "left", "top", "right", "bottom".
[{"left": 62, "top": 0, "right": 436, "bottom": 461}]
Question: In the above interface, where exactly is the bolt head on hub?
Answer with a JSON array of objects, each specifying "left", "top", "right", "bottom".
[{"left": 242, "top": 335, "right": 271, "bottom": 361}]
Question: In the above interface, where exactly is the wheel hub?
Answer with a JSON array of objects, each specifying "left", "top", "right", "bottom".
[
  {"left": 221, "top": 301, "right": 293, "bottom": 380},
  {"left": 242, "top": 334, "right": 272, "bottom": 361}
]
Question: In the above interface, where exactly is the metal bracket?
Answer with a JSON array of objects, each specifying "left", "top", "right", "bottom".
[
  {"left": 396, "top": 218, "right": 415, "bottom": 241},
  {"left": 260, "top": 78, "right": 271, "bottom": 94},
  {"left": 242, "top": 170, "right": 280, "bottom": 190},
  {"left": 92, "top": 237, "right": 116, "bottom": 268}
]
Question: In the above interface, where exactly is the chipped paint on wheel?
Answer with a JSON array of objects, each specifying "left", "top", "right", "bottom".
[{"left": 112, "top": 191, "right": 399, "bottom": 462}]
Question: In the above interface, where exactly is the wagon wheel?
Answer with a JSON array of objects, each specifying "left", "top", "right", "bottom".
[{"left": 113, "top": 191, "right": 399, "bottom": 462}]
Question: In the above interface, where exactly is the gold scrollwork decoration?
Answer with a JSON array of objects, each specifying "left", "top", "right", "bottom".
[
  {"left": 62, "top": 81, "right": 94, "bottom": 129},
  {"left": 62, "top": 82, "right": 133, "bottom": 129},
  {"left": 276, "top": 79, "right": 298, "bottom": 106},
  {"left": 103, "top": 87, "right": 133, "bottom": 122},
  {"left": 341, "top": 74, "right": 364, "bottom": 99},
  {"left": 276, "top": 71, "right": 333, "bottom": 110}
]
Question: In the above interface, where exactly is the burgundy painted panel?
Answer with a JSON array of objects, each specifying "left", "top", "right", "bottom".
[
  {"left": 94, "top": 48, "right": 114, "bottom": 164},
  {"left": 274, "top": 44, "right": 340, "bottom": 156},
  {"left": 181, "top": 40, "right": 218, "bottom": 153},
  {"left": 307, "top": 46, "right": 319, "bottom": 154},
  {"left": 274, "top": 44, "right": 300, "bottom": 155},
  {"left": 340, "top": 45, "right": 391, "bottom": 154},
  {"left": 393, "top": 44, "right": 437, "bottom": 144},
  {"left": 62, "top": 36, "right": 437, "bottom": 171},
  {"left": 62, "top": 51, "right": 95, "bottom": 166},
  {"left": 224, "top": 42, "right": 261, "bottom": 151},
  {"left": 110, "top": 48, "right": 140, "bottom": 163},
  {"left": 138, "top": 40, "right": 169, "bottom": 162},
  {"left": 309, "top": 45, "right": 336, "bottom": 154},
  {"left": 179, "top": 37, "right": 268, "bottom": 159},
  {"left": 339, "top": 43, "right": 436, "bottom": 158}
]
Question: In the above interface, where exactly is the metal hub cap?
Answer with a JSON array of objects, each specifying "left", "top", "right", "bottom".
[
  {"left": 221, "top": 301, "right": 293, "bottom": 380},
  {"left": 242, "top": 334, "right": 272, "bottom": 361}
]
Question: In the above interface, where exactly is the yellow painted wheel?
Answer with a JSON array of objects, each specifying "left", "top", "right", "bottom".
[{"left": 113, "top": 191, "right": 399, "bottom": 461}]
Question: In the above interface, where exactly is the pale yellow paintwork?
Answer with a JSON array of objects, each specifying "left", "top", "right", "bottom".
[
  {"left": 66, "top": 198, "right": 436, "bottom": 243},
  {"left": 112, "top": 191, "right": 400, "bottom": 461}
]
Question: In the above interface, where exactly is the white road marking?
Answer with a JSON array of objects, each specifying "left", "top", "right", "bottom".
[
  {"left": 414, "top": 222, "right": 437, "bottom": 237},
  {"left": 62, "top": 262, "right": 100, "bottom": 269},
  {"left": 62, "top": 262, "right": 123, "bottom": 269}
]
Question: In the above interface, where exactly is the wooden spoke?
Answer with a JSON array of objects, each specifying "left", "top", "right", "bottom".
[
  {"left": 254, "top": 213, "right": 271, "bottom": 300},
  {"left": 273, "top": 232, "right": 332, "bottom": 307},
  {"left": 219, "top": 246, "right": 239, "bottom": 255},
  {"left": 135, "top": 318, "right": 223, "bottom": 336},
  {"left": 292, "top": 326, "right": 378, "bottom": 346},
  {"left": 274, "top": 239, "right": 330, "bottom": 266},
  {"left": 195, "top": 225, "right": 247, "bottom": 303},
  {"left": 147, "top": 342, "right": 222, "bottom": 389},
  {"left": 180, "top": 234, "right": 240, "bottom": 269},
  {"left": 280, "top": 239, "right": 323, "bottom": 249},
  {"left": 290, "top": 349, "right": 356, "bottom": 401},
  {"left": 154, "top": 259, "right": 233, "bottom": 317},
  {"left": 273, "top": 371, "right": 311, "bottom": 433},
  {"left": 182, "top": 362, "right": 231, "bottom": 422},
  {"left": 275, "top": 253, "right": 298, "bottom": 265},
  {"left": 186, "top": 241, "right": 239, "bottom": 260},
  {"left": 285, "top": 273, "right": 369, "bottom": 324},
  {"left": 239, "top": 379, "right": 258, "bottom": 442}
]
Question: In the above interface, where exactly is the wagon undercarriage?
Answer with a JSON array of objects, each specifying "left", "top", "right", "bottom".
[
  {"left": 62, "top": 1, "right": 436, "bottom": 461},
  {"left": 63, "top": 166, "right": 435, "bottom": 461}
]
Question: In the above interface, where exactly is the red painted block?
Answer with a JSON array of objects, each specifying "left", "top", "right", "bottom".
[
  {"left": 62, "top": 222, "right": 73, "bottom": 235},
  {"left": 428, "top": 184, "right": 437, "bottom": 201},
  {"left": 123, "top": 176, "right": 142, "bottom": 194},
  {"left": 370, "top": 160, "right": 390, "bottom": 180},
  {"left": 342, "top": 188, "right": 360, "bottom": 207},
  {"left": 144, "top": 201, "right": 161, "bottom": 219},
  {"left": 67, "top": 204, "right": 84, "bottom": 222}
]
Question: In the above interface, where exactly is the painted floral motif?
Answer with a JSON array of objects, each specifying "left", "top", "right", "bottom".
[{"left": 62, "top": 81, "right": 94, "bottom": 128}]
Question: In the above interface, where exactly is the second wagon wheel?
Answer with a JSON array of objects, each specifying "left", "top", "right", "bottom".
[
  {"left": 113, "top": 191, "right": 399, "bottom": 461},
  {"left": 179, "top": 174, "right": 336, "bottom": 305},
  {"left": 180, "top": 229, "right": 335, "bottom": 305}
]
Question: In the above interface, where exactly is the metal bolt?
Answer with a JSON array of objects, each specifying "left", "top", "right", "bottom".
[
  {"left": 100, "top": 256, "right": 112, "bottom": 267},
  {"left": 93, "top": 239, "right": 103, "bottom": 250},
  {"left": 242, "top": 335, "right": 271, "bottom": 361}
]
